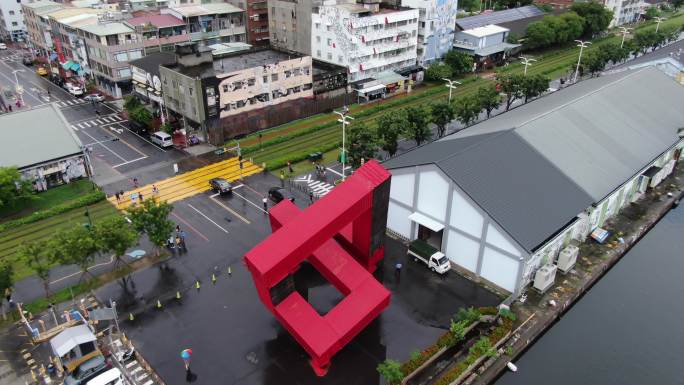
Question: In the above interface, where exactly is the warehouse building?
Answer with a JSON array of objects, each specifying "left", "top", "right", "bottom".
[
  {"left": 0, "top": 104, "right": 90, "bottom": 191},
  {"left": 384, "top": 66, "right": 684, "bottom": 295}
]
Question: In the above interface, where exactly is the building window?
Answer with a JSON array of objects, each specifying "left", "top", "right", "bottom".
[
  {"left": 284, "top": 70, "right": 292, "bottom": 78},
  {"left": 233, "top": 81, "right": 242, "bottom": 90},
  {"left": 338, "top": 55, "right": 343, "bottom": 63},
  {"left": 263, "top": 75, "right": 268, "bottom": 83},
  {"left": 327, "top": 52, "right": 332, "bottom": 60},
  {"left": 114, "top": 51, "right": 127, "bottom": 62},
  {"left": 223, "top": 84, "right": 229, "bottom": 92},
  {"left": 293, "top": 68, "right": 301, "bottom": 76},
  {"left": 271, "top": 73, "right": 278, "bottom": 81},
  {"left": 9, "top": 11, "right": 15, "bottom": 15},
  {"left": 316, "top": 50, "right": 321, "bottom": 57},
  {"left": 302, "top": 66, "right": 310, "bottom": 75},
  {"left": 189, "top": 87, "right": 193, "bottom": 96},
  {"left": 247, "top": 78, "right": 256, "bottom": 86},
  {"left": 12, "top": 22, "right": 18, "bottom": 26},
  {"left": 316, "top": 36, "right": 321, "bottom": 43}
]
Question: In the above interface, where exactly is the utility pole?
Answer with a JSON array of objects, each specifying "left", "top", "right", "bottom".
[
  {"left": 334, "top": 106, "right": 354, "bottom": 181},
  {"left": 442, "top": 78, "right": 461, "bottom": 103},
  {"left": 519, "top": 56, "right": 537, "bottom": 75},
  {"left": 619, "top": 26, "right": 631, "bottom": 49},
  {"left": 654, "top": 16, "right": 666, "bottom": 33},
  {"left": 573, "top": 40, "right": 592, "bottom": 83}
]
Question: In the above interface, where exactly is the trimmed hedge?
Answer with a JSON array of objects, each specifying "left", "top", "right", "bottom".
[{"left": 0, "top": 190, "right": 106, "bottom": 234}]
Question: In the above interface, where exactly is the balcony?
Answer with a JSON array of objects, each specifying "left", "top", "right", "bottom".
[{"left": 144, "top": 34, "right": 190, "bottom": 47}]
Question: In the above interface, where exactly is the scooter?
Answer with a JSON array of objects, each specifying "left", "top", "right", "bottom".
[{"left": 115, "top": 346, "right": 135, "bottom": 363}]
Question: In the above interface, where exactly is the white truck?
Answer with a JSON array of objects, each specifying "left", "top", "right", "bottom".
[{"left": 408, "top": 239, "right": 451, "bottom": 274}]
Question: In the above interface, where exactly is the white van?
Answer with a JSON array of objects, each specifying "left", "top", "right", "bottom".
[
  {"left": 151, "top": 131, "right": 173, "bottom": 148},
  {"left": 86, "top": 368, "right": 124, "bottom": 385},
  {"left": 66, "top": 83, "right": 84, "bottom": 96}
]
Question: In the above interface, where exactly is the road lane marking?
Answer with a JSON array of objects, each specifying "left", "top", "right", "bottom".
[
  {"left": 188, "top": 204, "right": 229, "bottom": 234},
  {"left": 71, "top": 125, "right": 79, "bottom": 131},
  {"left": 79, "top": 129, "right": 127, "bottom": 162},
  {"left": 171, "top": 212, "right": 210, "bottom": 242},
  {"left": 112, "top": 156, "right": 147, "bottom": 168},
  {"left": 231, "top": 190, "right": 268, "bottom": 214},
  {"left": 82, "top": 121, "right": 91, "bottom": 127},
  {"left": 209, "top": 196, "right": 251, "bottom": 224}
]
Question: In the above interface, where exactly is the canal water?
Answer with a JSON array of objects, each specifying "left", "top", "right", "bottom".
[{"left": 496, "top": 204, "right": 684, "bottom": 385}]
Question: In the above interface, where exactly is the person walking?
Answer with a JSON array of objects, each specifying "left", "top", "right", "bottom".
[
  {"left": 287, "top": 161, "right": 293, "bottom": 174},
  {"left": 152, "top": 185, "right": 159, "bottom": 195},
  {"left": 262, "top": 197, "right": 268, "bottom": 212},
  {"left": 133, "top": 178, "right": 139, "bottom": 188},
  {"left": 175, "top": 235, "right": 182, "bottom": 253},
  {"left": 119, "top": 190, "right": 124, "bottom": 200},
  {"left": 180, "top": 230, "right": 187, "bottom": 252},
  {"left": 176, "top": 225, "right": 181, "bottom": 234},
  {"left": 139, "top": 192, "right": 144, "bottom": 202},
  {"left": 115, "top": 192, "right": 120, "bottom": 204},
  {"left": 309, "top": 191, "right": 314, "bottom": 204},
  {"left": 394, "top": 261, "right": 403, "bottom": 283},
  {"left": 280, "top": 170, "right": 285, "bottom": 188}
]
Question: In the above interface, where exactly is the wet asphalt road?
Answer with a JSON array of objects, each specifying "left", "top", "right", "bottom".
[{"left": 96, "top": 171, "right": 500, "bottom": 385}]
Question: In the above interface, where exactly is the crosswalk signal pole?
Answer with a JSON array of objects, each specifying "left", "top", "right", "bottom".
[{"left": 334, "top": 106, "right": 354, "bottom": 181}]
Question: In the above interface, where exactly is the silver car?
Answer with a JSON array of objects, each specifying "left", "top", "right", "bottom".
[{"left": 84, "top": 93, "right": 104, "bottom": 102}]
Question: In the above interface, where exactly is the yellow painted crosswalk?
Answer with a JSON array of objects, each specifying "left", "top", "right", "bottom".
[{"left": 109, "top": 157, "right": 262, "bottom": 209}]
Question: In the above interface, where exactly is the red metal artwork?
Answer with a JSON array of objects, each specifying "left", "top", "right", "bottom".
[{"left": 244, "top": 160, "right": 392, "bottom": 376}]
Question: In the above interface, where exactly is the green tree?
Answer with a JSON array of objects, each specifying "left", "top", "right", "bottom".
[
  {"left": 454, "top": 95, "right": 482, "bottom": 126},
  {"left": 459, "top": 0, "right": 479, "bottom": 12},
  {"left": 582, "top": 50, "right": 607, "bottom": 76},
  {"left": 469, "top": 336, "right": 497, "bottom": 358},
  {"left": 425, "top": 62, "right": 452, "bottom": 81},
  {"left": 672, "top": 0, "right": 683, "bottom": 10},
  {"left": 18, "top": 241, "right": 52, "bottom": 298},
  {"left": 524, "top": 20, "right": 556, "bottom": 49},
  {"left": 346, "top": 122, "right": 377, "bottom": 168},
  {"left": 376, "top": 359, "right": 403, "bottom": 385},
  {"left": 558, "top": 12, "right": 585, "bottom": 43},
  {"left": 570, "top": 2, "right": 613, "bottom": 37},
  {"left": 55, "top": 226, "right": 99, "bottom": 280},
  {"left": 444, "top": 50, "right": 474, "bottom": 76},
  {"left": 405, "top": 106, "right": 432, "bottom": 145},
  {"left": 497, "top": 73, "right": 525, "bottom": 110},
  {"left": 659, "top": 25, "right": 680, "bottom": 44},
  {"left": 506, "top": 32, "right": 520, "bottom": 44},
  {"left": 126, "top": 198, "right": 175, "bottom": 256},
  {"left": 94, "top": 216, "right": 140, "bottom": 268},
  {"left": 129, "top": 106, "right": 153, "bottom": 127},
  {"left": 159, "top": 123, "right": 173, "bottom": 135},
  {"left": 477, "top": 84, "right": 502, "bottom": 118},
  {"left": 522, "top": 74, "right": 550, "bottom": 103},
  {"left": 601, "top": 42, "right": 629, "bottom": 64},
  {"left": 123, "top": 95, "right": 141, "bottom": 111},
  {"left": 0, "top": 263, "right": 12, "bottom": 320},
  {"left": 645, "top": 6, "right": 660, "bottom": 18},
  {"left": 633, "top": 30, "right": 659, "bottom": 53},
  {"left": 430, "top": 101, "right": 455, "bottom": 138},
  {"left": 0, "top": 166, "right": 34, "bottom": 208},
  {"left": 376, "top": 112, "right": 408, "bottom": 157}
]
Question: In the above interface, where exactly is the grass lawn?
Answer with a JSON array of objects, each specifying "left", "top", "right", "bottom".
[
  {"left": 0, "top": 200, "right": 119, "bottom": 281},
  {"left": 236, "top": 13, "right": 684, "bottom": 172},
  {"left": 0, "top": 179, "right": 97, "bottom": 222}
]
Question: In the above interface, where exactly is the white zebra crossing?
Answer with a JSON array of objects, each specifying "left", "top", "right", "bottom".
[
  {"left": 70, "top": 114, "right": 123, "bottom": 132},
  {"left": 56, "top": 99, "right": 88, "bottom": 108},
  {"left": 295, "top": 174, "right": 335, "bottom": 197}
]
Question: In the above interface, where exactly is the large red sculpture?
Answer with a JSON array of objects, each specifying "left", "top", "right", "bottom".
[{"left": 244, "top": 160, "right": 392, "bottom": 375}]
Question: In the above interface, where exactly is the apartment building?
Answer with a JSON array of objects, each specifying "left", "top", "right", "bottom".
[
  {"left": 79, "top": 22, "right": 143, "bottom": 97},
  {"left": 22, "top": 0, "right": 64, "bottom": 55},
  {"left": 161, "top": 3, "right": 247, "bottom": 45},
  {"left": 47, "top": 8, "right": 103, "bottom": 82},
  {"left": 603, "top": 0, "right": 646, "bottom": 26},
  {"left": 126, "top": 13, "right": 190, "bottom": 54},
  {"left": 224, "top": 0, "right": 269, "bottom": 46},
  {"left": 268, "top": 0, "right": 315, "bottom": 54},
  {"left": 400, "top": 0, "right": 458, "bottom": 65},
  {"left": 311, "top": 2, "right": 419, "bottom": 82},
  {"left": 0, "top": 0, "right": 28, "bottom": 42}
]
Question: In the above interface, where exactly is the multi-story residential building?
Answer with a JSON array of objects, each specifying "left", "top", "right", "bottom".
[
  {"left": 603, "top": 0, "right": 645, "bottom": 26},
  {"left": 311, "top": 2, "right": 419, "bottom": 83},
  {"left": 161, "top": 3, "right": 247, "bottom": 46},
  {"left": 400, "top": 0, "right": 458, "bottom": 65},
  {"left": 224, "top": 0, "right": 269, "bottom": 46},
  {"left": 22, "top": 0, "right": 64, "bottom": 56},
  {"left": 0, "top": 0, "right": 28, "bottom": 43},
  {"left": 79, "top": 22, "right": 143, "bottom": 97},
  {"left": 453, "top": 24, "right": 520, "bottom": 70},
  {"left": 268, "top": 0, "right": 315, "bottom": 54},
  {"left": 159, "top": 42, "right": 347, "bottom": 144},
  {"left": 47, "top": 8, "right": 103, "bottom": 83},
  {"left": 126, "top": 13, "right": 189, "bottom": 54}
]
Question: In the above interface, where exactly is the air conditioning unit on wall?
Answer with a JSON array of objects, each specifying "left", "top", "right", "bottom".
[
  {"left": 557, "top": 244, "right": 579, "bottom": 274},
  {"left": 533, "top": 264, "right": 557, "bottom": 294}
]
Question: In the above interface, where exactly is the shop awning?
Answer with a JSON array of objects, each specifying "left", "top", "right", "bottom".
[
  {"left": 61, "top": 61, "right": 73, "bottom": 70},
  {"left": 49, "top": 324, "right": 96, "bottom": 357},
  {"left": 70, "top": 62, "right": 81, "bottom": 72},
  {"left": 357, "top": 84, "right": 385, "bottom": 94},
  {"left": 408, "top": 212, "right": 444, "bottom": 232}
]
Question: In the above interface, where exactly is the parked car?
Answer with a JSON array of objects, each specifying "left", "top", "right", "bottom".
[
  {"left": 84, "top": 93, "right": 104, "bottom": 102},
  {"left": 22, "top": 55, "right": 33, "bottom": 66},
  {"left": 85, "top": 368, "right": 124, "bottom": 385},
  {"left": 268, "top": 187, "right": 295, "bottom": 204},
  {"left": 0, "top": 43, "right": 6, "bottom": 50},
  {"left": 36, "top": 66, "right": 48, "bottom": 76},
  {"left": 66, "top": 83, "right": 84, "bottom": 96},
  {"left": 150, "top": 131, "right": 173, "bottom": 148},
  {"left": 407, "top": 239, "right": 450, "bottom": 274},
  {"left": 64, "top": 355, "right": 109, "bottom": 385},
  {"left": 209, "top": 178, "right": 233, "bottom": 194},
  {"left": 1, "top": 87, "right": 17, "bottom": 107},
  {"left": 128, "top": 120, "right": 148, "bottom": 136}
]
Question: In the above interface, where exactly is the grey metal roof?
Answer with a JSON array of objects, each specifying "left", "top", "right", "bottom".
[
  {"left": 438, "top": 131, "right": 593, "bottom": 252},
  {"left": 455, "top": 6, "right": 545, "bottom": 31},
  {"left": 129, "top": 52, "right": 176, "bottom": 77},
  {"left": 50, "top": 324, "right": 95, "bottom": 357},
  {"left": 385, "top": 66, "right": 684, "bottom": 252},
  {"left": 0, "top": 104, "right": 83, "bottom": 170},
  {"left": 517, "top": 67, "right": 684, "bottom": 201}
]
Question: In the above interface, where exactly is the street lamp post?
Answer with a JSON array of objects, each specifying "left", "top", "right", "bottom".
[
  {"left": 442, "top": 78, "right": 461, "bottom": 103},
  {"left": 334, "top": 106, "right": 354, "bottom": 181},
  {"left": 654, "top": 16, "right": 666, "bottom": 33},
  {"left": 619, "top": 26, "right": 631, "bottom": 49},
  {"left": 12, "top": 69, "right": 25, "bottom": 108},
  {"left": 573, "top": 40, "right": 592, "bottom": 83},
  {"left": 519, "top": 56, "right": 537, "bottom": 75}
]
